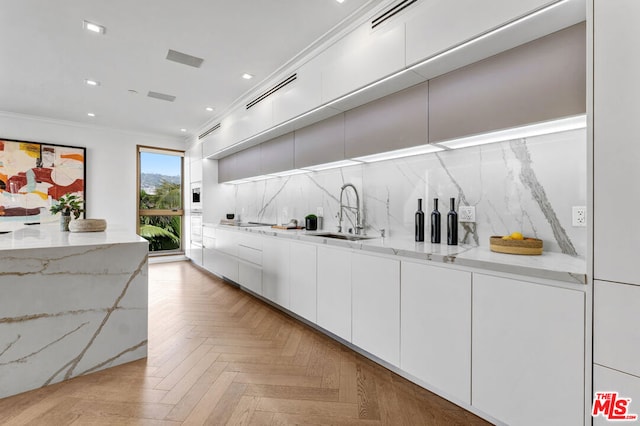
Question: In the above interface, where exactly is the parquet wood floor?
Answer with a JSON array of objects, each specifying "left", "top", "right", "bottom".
[{"left": 0, "top": 261, "right": 491, "bottom": 425}]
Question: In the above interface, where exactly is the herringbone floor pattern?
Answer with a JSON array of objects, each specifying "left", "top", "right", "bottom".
[{"left": 0, "top": 261, "right": 491, "bottom": 425}]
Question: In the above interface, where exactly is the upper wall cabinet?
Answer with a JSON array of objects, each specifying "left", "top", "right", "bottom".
[
  {"left": 320, "top": 17, "right": 405, "bottom": 104},
  {"left": 233, "top": 145, "right": 261, "bottom": 181},
  {"left": 272, "top": 58, "right": 323, "bottom": 126},
  {"left": 405, "top": 0, "right": 555, "bottom": 67},
  {"left": 217, "top": 155, "right": 236, "bottom": 184},
  {"left": 260, "top": 132, "right": 294, "bottom": 175},
  {"left": 201, "top": 127, "right": 222, "bottom": 159},
  {"left": 345, "top": 82, "right": 428, "bottom": 158},
  {"left": 428, "top": 22, "right": 586, "bottom": 143},
  {"left": 294, "top": 113, "right": 345, "bottom": 168}
]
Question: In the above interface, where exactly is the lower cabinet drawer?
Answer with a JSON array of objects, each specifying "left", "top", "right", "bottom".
[
  {"left": 238, "top": 245, "right": 262, "bottom": 265},
  {"left": 239, "top": 262, "right": 262, "bottom": 295}
]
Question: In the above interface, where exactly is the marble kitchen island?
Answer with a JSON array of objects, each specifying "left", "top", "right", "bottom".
[{"left": 0, "top": 223, "right": 149, "bottom": 399}]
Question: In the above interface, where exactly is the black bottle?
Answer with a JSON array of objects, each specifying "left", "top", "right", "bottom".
[
  {"left": 415, "top": 198, "right": 425, "bottom": 242},
  {"left": 447, "top": 197, "right": 458, "bottom": 246},
  {"left": 431, "top": 198, "right": 441, "bottom": 243}
]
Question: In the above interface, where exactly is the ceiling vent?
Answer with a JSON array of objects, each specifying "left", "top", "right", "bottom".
[
  {"left": 246, "top": 74, "right": 297, "bottom": 110},
  {"left": 147, "top": 91, "right": 176, "bottom": 102},
  {"left": 371, "top": 0, "right": 418, "bottom": 29},
  {"left": 199, "top": 123, "right": 221, "bottom": 140},
  {"left": 166, "top": 49, "right": 204, "bottom": 68}
]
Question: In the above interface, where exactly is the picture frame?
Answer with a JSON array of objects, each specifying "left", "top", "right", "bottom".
[{"left": 0, "top": 138, "right": 86, "bottom": 223}]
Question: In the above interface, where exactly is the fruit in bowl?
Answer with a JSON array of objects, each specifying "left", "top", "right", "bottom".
[{"left": 491, "top": 233, "right": 543, "bottom": 255}]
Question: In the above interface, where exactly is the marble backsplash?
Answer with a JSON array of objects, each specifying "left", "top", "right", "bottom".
[{"left": 216, "top": 128, "right": 587, "bottom": 257}]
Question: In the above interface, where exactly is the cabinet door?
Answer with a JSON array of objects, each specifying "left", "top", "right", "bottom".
[
  {"left": 294, "top": 113, "right": 345, "bottom": 169},
  {"left": 233, "top": 145, "right": 261, "bottom": 180},
  {"left": 321, "top": 20, "right": 405, "bottom": 104},
  {"left": 345, "top": 82, "right": 428, "bottom": 158},
  {"left": 472, "top": 274, "right": 584, "bottom": 426},
  {"left": 593, "top": 0, "right": 640, "bottom": 285},
  {"left": 239, "top": 262, "right": 262, "bottom": 295},
  {"left": 289, "top": 241, "right": 317, "bottom": 322},
  {"left": 352, "top": 252, "right": 400, "bottom": 366},
  {"left": 217, "top": 155, "right": 236, "bottom": 183},
  {"left": 401, "top": 262, "right": 471, "bottom": 404},
  {"left": 594, "top": 280, "right": 640, "bottom": 377},
  {"left": 317, "top": 246, "right": 351, "bottom": 341},
  {"left": 428, "top": 23, "right": 586, "bottom": 143},
  {"left": 260, "top": 133, "right": 294, "bottom": 175},
  {"left": 272, "top": 57, "right": 322, "bottom": 126},
  {"left": 593, "top": 365, "right": 640, "bottom": 426},
  {"left": 405, "top": 0, "right": 555, "bottom": 67},
  {"left": 261, "top": 237, "right": 290, "bottom": 308}
]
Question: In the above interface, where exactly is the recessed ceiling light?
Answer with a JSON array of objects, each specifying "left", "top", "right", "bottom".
[
  {"left": 180, "top": 128, "right": 187, "bottom": 132},
  {"left": 242, "top": 73, "right": 253, "bottom": 80},
  {"left": 205, "top": 107, "right": 214, "bottom": 112},
  {"left": 87, "top": 113, "right": 96, "bottom": 117},
  {"left": 336, "top": 0, "right": 345, "bottom": 3},
  {"left": 84, "top": 79, "right": 100, "bottom": 86},
  {"left": 82, "top": 20, "right": 106, "bottom": 34}
]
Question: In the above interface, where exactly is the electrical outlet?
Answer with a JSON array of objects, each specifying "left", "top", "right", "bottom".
[
  {"left": 572, "top": 206, "right": 586, "bottom": 227},
  {"left": 459, "top": 205, "right": 476, "bottom": 222}
]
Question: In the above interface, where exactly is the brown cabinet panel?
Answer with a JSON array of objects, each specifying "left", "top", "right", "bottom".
[
  {"left": 345, "top": 82, "right": 428, "bottom": 158},
  {"left": 217, "top": 155, "right": 236, "bottom": 183},
  {"left": 428, "top": 22, "right": 586, "bottom": 143},
  {"left": 294, "top": 113, "right": 345, "bottom": 168},
  {"left": 260, "top": 132, "right": 294, "bottom": 174}
]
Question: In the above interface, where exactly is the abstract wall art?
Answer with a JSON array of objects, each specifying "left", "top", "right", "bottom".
[{"left": 0, "top": 139, "right": 85, "bottom": 222}]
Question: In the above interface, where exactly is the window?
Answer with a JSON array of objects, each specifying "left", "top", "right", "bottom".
[{"left": 137, "top": 146, "right": 184, "bottom": 254}]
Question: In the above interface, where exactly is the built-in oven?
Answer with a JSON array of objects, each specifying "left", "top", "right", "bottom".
[{"left": 191, "top": 182, "right": 201, "bottom": 210}]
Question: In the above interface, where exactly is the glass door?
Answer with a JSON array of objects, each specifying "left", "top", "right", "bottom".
[{"left": 137, "top": 146, "right": 184, "bottom": 254}]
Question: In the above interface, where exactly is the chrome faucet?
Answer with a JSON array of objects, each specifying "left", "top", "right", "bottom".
[{"left": 338, "top": 183, "right": 363, "bottom": 235}]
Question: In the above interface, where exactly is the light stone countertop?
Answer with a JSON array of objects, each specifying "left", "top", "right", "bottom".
[
  {"left": 207, "top": 223, "right": 587, "bottom": 285},
  {"left": 0, "top": 222, "right": 147, "bottom": 251}
]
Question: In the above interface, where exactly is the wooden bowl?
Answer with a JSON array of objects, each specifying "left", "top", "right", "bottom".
[{"left": 489, "top": 236, "right": 543, "bottom": 255}]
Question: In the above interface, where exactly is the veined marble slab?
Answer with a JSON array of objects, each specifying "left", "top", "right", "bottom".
[
  {"left": 210, "top": 223, "right": 586, "bottom": 285},
  {"left": 0, "top": 224, "right": 148, "bottom": 399}
]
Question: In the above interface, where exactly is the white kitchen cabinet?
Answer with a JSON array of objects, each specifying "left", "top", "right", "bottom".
[
  {"left": 320, "top": 20, "right": 405, "bottom": 105},
  {"left": 215, "top": 228, "right": 238, "bottom": 257},
  {"left": 400, "top": 262, "right": 471, "bottom": 404},
  {"left": 405, "top": 0, "right": 554, "bottom": 67},
  {"left": 351, "top": 252, "right": 400, "bottom": 366},
  {"left": 593, "top": 365, "right": 640, "bottom": 426},
  {"left": 272, "top": 57, "right": 323, "bottom": 126},
  {"left": 237, "top": 232, "right": 263, "bottom": 295},
  {"left": 239, "top": 261, "right": 262, "bottom": 295},
  {"left": 472, "top": 274, "right": 584, "bottom": 426},
  {"left": 201, "top": 128, "right": 223, "bottom": 159},
  {"left": 186, "top": 243, "right": 203, "bottom": 267},
  {"left": 212, "top": 228, "right": 238, "bottom": 281},
  {"left": 594, "top": 280, "right": 640, "bottom": 377},
  {"left": 261, "top": 236, "right": 290, "bottom": 308},
  {"left": 593, "top": 0, "right": 640, "bottom": 286},
  {"left": 317, "top": 246, "right": 352, "bottom": 342},
  {"left": 289, "top": 241, "right": 317, "bottom": 323}
]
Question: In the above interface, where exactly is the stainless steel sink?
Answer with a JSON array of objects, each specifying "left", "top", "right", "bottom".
[{"left": 308, "top": 232, "right": 378, "bottom": 241}]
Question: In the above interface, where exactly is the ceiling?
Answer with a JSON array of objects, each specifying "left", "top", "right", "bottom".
[{"left": 0, "top": 0, "right": 377, "bottom": 140}]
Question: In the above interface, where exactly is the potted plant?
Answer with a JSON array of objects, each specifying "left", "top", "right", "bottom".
[
  {"left": 305, "top": 214, "right": 318, "bottom": 231},
  {"left": 50, "top": 193, "right": 84, "bottom": 231}
]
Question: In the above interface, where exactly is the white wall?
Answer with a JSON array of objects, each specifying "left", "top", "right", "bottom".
[{"left": 0, "top": 112, "right": 185, "bottom": 233}]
